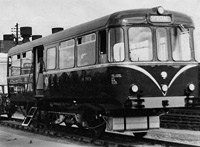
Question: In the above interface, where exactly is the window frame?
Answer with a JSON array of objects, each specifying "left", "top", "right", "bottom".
[
  {"left": 171, "top": 27, "right": 192, "bottom": 61},
  {"left": 156, "top": 27, "right": 169, "bottom": 61},
  {"left": 21, "top": 51, "right": 32, "bottom": 75},
  {"left": 59, "top": 39, "right": 75, "bottom": 69},
  {"left": 108, "top": 27, "right": 125, "bottom": 62},
  {"left": 77, "top": 33, "right": 96, "bottom": 67},
  {"left": 10, "top": 54, "right": 21, "bottom": 76},
  {"left": 46, "top": 47, "right": 57, "bottom": 70},
  {"left": 128, "top": 26, "right": 153, "bottom": 62}
]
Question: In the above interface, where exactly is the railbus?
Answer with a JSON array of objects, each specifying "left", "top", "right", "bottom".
[{"left": 6, "top": 6, "right": 199, "bottom": 137}]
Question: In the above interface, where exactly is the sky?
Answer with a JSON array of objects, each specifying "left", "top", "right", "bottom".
[{"left": 0, "top": 0, "right": 200, "bottom": 59}]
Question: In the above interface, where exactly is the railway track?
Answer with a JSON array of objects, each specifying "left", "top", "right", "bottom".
[
  {"left": 0, "top": 115, "right": 198, "bottom": 147},
  {"left": 161, "top": 108, "right": 200, "bottom": 130}
]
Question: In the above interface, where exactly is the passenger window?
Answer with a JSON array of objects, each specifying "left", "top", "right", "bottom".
[
  {"left": 108, "top": 28, "right": 125, "bottom": 62},
  {"left": 21, "top": 51, "right": 32, "bottom": 74},
  {"left": 59, "top": 39, "right": 74, "bottom": 69},
  {"left": 77, "top": 33, "right": 96, "bottom": 66},
  {"left": 47, "top": 47, "right": 56, "bottom": 69},
  {"left": 11, "top": 54, "right": 21, "bottom": 76}
]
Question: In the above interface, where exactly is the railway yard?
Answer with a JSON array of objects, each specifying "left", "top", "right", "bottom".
[{"left": 0, "top": 112, "right": 199, "bottom": 147}]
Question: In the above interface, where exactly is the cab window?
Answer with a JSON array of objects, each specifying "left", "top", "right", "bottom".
[
  {"left": 171, "top": 27, "right": 191, "bottom": 61},
  {"left": 99, "top": 30, "right": 107, "bottom": 63},
  {"left": 156, "top": 28, "right": 168, "bottom": 61},
  {"left": 128, "top": 27, "right": 153, "bottom": 61},
  {"left": 108, "top": 28, "right": 125, "bottom": 62}
]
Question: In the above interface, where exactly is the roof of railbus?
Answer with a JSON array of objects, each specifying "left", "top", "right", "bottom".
[{"left": 8, "top": 7, "right": 194, "bottom": 56}]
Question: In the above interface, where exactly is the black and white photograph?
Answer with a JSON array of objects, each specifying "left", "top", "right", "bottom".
[{"left": 0, "top": 0, "right": 200, "bottom": 146}]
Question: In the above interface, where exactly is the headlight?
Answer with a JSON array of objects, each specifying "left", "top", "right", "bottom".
[
  {"left": 130, "top": 84, "right": 139, "bottom": 93},
  {"left": 188, "top": 83, "right": 195, "bottom": 92},
  {"left": 162, "top": 84, "right": 168, "bottom": 92},
  {"left": 157, "top": 6, "right": 164, "bottom": 14}
]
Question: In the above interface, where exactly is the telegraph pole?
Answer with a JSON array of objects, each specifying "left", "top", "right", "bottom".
[
  {"left": 15, "top": 23, "right": 19, "bottom": 45},
  {"left": 12, "top": 23, "right": 20, "bottom": 45}
]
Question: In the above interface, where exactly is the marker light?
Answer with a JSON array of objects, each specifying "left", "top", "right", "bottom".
[
  {"left": 162, "top": 84, "right": 168, "bottom": 92},
  {"left": 157, "top": 6, "right": 165, "bottom": 14},
  {"left": 131, "top": 84, "right": 139, "bottom": 93},
  {"left": 188, "top": 83, "right": 195, "bottom": 92}
]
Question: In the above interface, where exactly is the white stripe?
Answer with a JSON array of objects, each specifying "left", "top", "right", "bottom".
[
  {"left": 121, "top": 64, "right": 161, "bottom": 90},
  {"left": 43, "top": 62, "right": 197, "bottom": 96},
  {"left": 118, "top": 64, "right": 197, "bottom": 96},
  {"left": 168, "top": 64, "right": 197, "bottom": 88}
]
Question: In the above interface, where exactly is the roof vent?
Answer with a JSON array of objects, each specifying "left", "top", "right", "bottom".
[
  {"left": 52, "top": 27, "right": 64, "bottom": 34},
  {"left": 32, "top": 35, "right": 42, "bottom": 40},
  {"left": 3, "top": 34, "right": 14, "bottom": 41}
]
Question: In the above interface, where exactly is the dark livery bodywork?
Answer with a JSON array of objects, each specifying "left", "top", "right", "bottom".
[{"left": 6, "top": 7, "right": 198, "bottom": 136}]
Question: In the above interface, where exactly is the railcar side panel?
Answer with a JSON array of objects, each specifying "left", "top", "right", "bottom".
[{"left": 42, "top": 63, "right": 198, "bottom": 110}]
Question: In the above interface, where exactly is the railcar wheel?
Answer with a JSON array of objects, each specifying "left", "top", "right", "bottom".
[
  {"left": 86, "top": 115, "right": 106, "bottom": 138},
  {"left": 133, "top": 132, "right": 147, "bottom": 138},
  {"left": 7, "top": 113, "right": 13, "bottom": 119},
  {"left": 90, "top": 123, "right": 106, "bottom": 138},
  {"left": 7, "top": 104, "right": 17, "bottom": 119}
]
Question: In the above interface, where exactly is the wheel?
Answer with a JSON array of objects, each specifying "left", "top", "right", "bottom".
[
  {"left": 7, "top": 113, "right": 13, "bottom": 119},
  {"left": 6, "top": 104, "right": 17, "bottom": 119},
  {"left": 91, "top": 123, "right": 106, "bottom": 138},
  {"left": 86, "top": 116, "right": 106, "bottom": 138},
  {"left": 133, "top": 132, "right": 147, "bottom": 138}
]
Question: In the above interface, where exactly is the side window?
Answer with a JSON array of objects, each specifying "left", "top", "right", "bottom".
[
  {"left": 108, "top": 28, "right": 125, "bottom": 62},
  {"left": 59, "top": 39, "right": 74, "bottom": 69},
  {"left": 99, "top": 30, "right": 107, "bottom": 63},
  {"left": 47, "top": 47, "right": 56, "bottom": 69},
  {"left": 11, "top": 54, "right": 21, "bottom": 76},
  {"left": 21, "top": 51, "right": 32, "bottom": 74},
  {"left": 77, "top": 33, "right": 96, "bottom": 66}
]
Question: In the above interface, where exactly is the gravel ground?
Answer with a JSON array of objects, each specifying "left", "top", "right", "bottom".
[
  {"left": 147, "top": 128, "right": 200, "bottom": 146},
  {"left": 0, "top": 126, "right": 95, "bottom": 147}
]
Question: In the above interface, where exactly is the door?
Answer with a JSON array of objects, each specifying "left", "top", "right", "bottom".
[{"left": 33, "top": 46, "right": 44, "bottom": 96}]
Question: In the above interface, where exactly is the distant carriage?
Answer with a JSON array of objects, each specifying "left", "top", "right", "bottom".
[
  {"left": 0, "top": 53, "right": 9, "bottom": 115},
  {"left": 6, "top": 6, "right": 199, "bottom": 137}
]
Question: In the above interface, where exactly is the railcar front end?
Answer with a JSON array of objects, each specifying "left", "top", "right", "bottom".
[{"left": 103, "top": 7, "right": 198, "bottom": 134}]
